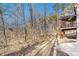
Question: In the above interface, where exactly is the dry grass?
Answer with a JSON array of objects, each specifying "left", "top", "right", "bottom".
[{"left": 0, "top": 28, "right": 55, "bottom": 55}]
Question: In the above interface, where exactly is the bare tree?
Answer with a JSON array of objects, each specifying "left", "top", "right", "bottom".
[
  {"left": 43, "top": 4, "right": 47, "bottom": 33},
  {"left": 28, "top": 3, "right": 34, "bottom": 29},
  {"left": 21, "top": 4, "right": 27, "bottom": 42},
  {"left": 14, "top": 4, "right": 19, "bottom": 40},
  {"left": 0, "top": 8, "right": 7, "bottom": 46},
  {"left": 53, "top": 3, "right": 60, "bottom": 31},
  {"left": 53, "top": 3, "right": 60, "bottom": 56}
]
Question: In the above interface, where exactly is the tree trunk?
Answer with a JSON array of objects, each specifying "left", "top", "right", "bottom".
[{"left": 0, "top": 9, "right": 7, "bottom": 46}]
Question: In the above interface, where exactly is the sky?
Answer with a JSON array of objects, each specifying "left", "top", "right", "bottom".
[
  {"left": 0, "top": 3, "right": 54, "bottom": 25},
  {"left": 0, "top": 3, "right": 54, "bottom": 15},
  {"left": 0, "top": 3, "right": 70, "bottom": 26}
]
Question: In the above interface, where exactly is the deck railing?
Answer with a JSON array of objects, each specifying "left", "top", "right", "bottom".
[{"left": 61, "top": 21, "right": 76, "bottom": 28}]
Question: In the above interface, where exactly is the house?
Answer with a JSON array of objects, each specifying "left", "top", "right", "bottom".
[{"left": 55, "top": 4, "right": 78, "bottom": 56}]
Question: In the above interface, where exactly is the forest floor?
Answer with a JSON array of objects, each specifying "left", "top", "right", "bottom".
[
  {"left": 0, "top": 31, "right": 76, "bottom": 56},
  {"left": 0, "top": 35, "right": 70, "bottom": 56}
]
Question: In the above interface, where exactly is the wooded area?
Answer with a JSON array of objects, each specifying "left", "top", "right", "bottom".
[{"left": 0, "top": 3, "right": 77, "bottom": 56}]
